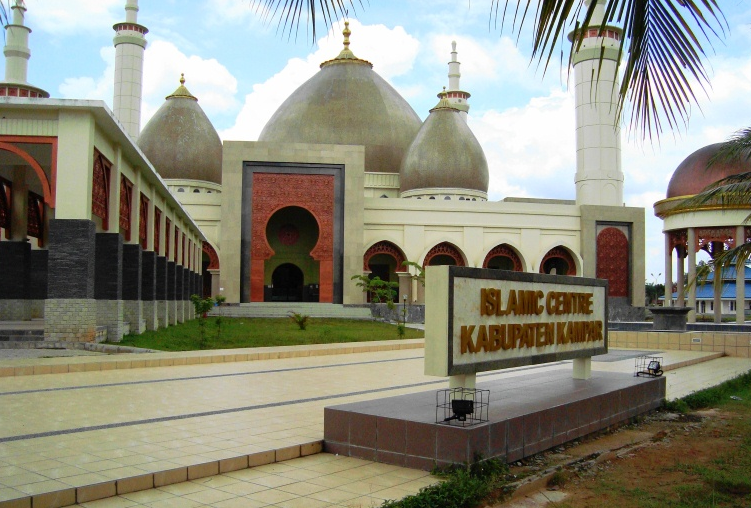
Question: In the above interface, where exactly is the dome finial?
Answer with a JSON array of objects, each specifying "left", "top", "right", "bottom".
[
  {"left": 343, "top": 21, "right": 351, "bottom": 52},
  {"left": 320, "top": 19, "right": 373, "bottom": 68},
  {"left": 166, "top": 73, "right": 197, "bottom": 101},
  {"left": 430, "top": 87, "right": 458, "bottom": 112}
]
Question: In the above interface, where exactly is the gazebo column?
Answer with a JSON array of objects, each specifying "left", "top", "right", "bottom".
[
  {"left": 676, "top": 248, "right": 685, "bottom": 307},
  {"left": 712, "top": 242, "right": 723, "bottom": 323},
  {"left": 687, "top": 228, "right": 696, "bottom": 323},
  {"left": 664, "top": 234, "right": 673, "bottom": 307},
  {"left": 736, "top": 225, "right": 745, "bottom": 324},
  {"left": 397, "top": 272, "right": 412, "bottom": 305}
]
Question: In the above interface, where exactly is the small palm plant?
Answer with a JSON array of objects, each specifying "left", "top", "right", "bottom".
[{"left": 288, "top": 311, "right": 309, "bottom": 330}]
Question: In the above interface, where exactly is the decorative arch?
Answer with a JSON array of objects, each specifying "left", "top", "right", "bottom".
[
  {"left": 423, "top": 242, "right": 465, "bottom": 267},
  {"left": 203, "top": 241, "right": 219, "bottom": 270},
  {"left": 0, "top": 141, "right": 54, "bottom": 207},
  {"left": 596, "top": 227, "right": 629, "bottom": 297},
  {"left": 250, "top": 173, "right": 335, "bottom": 302},
  {"left": 482, "top": 244, "right": 523, "bottom": 271},
  {"left": 539, "top": 246, "right": 577, "bottom": 276},
  {"left": 363, "top": 241, "right": 407, "bottom": 272}
]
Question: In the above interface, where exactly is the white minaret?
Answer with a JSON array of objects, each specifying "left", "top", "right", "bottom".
[
  {"left": 445, "top": 41, "right": 470, "bottom": 122},
  {"left": 0, "top": 0, "right": 48, "bottom": 98},
  {"left": 113, "top": 0, "right": 148, "bottom": 139},
  {"left": 571, "top": 0, "right": 623, "bottom": 206}
]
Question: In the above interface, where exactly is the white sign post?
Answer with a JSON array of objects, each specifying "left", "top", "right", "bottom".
[{"left": 425, "top": 266, "right": 608, "bottom": 388}]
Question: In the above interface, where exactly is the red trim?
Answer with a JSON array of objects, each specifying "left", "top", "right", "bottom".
[
  {"left": 0, "top": 177, "right": 11, "bottom": 239},
  {"left": 139, "top": 193, "right": 148, "bottom": 249},
  {"left": 203, "top": 242, "right": 220, "bottom": 270},
  {"left": 91, "top": 150, "right": 111, "bottom": 229},
  {"left": 364, "top": 241, "right": 407, "bottom": 272},
  {"left": 165, "top": 218, "right": 171, "bottom": 259},
  {"left": 482, "top": 244, "right": 522, "bottom": 271},
  {"left": 539, "top": 247, "right": 576, "bottom": 276},
  {"left": 154, "top": 207, "right": 161, "bottom": 254},
  {"left": 423, "top": 242, "right": 465, "bottom": 267},
  {"left": 26, "top": 191, "right": 44, "bottom": 247},
  {"left": 119, "top": 175, "right": 133, "bottom": 241},
  {"left": 0, "top": 139, "right": 55, "bottom": 207}
]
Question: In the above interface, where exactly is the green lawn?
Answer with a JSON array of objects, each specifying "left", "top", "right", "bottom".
[{"left": 115, "top": 317, "right": 423, "bottom": 351}]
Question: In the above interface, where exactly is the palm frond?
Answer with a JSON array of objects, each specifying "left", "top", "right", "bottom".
[
  {"left": 677, "top": 171, "right": 751, "bottom": 212},
  {"left": 250, "top": 0, "right": 363, "bottom": 42},
  {"left": 703, "top": 243, "right": 751, "bottom": 292},
  {"left": 491, "top": 0, "right": 727, "bottom": 140},
  {"left": 709, "top": 127, "right": 751, "bottom": 167}
]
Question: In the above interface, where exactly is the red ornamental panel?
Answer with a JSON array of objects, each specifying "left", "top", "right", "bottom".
[
  {"left": 182, "top": 234, "right": 186, "bottom": 266},
  {"left": 119, "top": 176, "right": 133, "bottom": 241},
  {"left": 188, "top": 240, "right": 192, "bottom": 270},
  {"left": 165, "top": 218, "right": 171, "bottom": 258},
  {"left": 250, "top": 173, "right": 335, "bottom": 303},
  {"left": 0, "top": 177, "right": 10, "bottom": 238},
  {"left": 482, "top": 244, "right": 523, "bottom": 271},
  {"left": 154, "top": 207, "right": 161, "bottom": 254},
  {"left": 539, "top": 247, "right": 576, "bottom": 276},
  {"left": 669, "top": 229, "right": 687, "bottom": 254},
  {"left": 596, "top": 227, "right": 629, "bottom": 297},
  {"left": 91, "top": 150, "right": 111, "bottom": 229},
  {"left": 139, "top": 194, "right": 148, "bottom": 249},
  {"left": 696, "top": 227, "right": 736, "bottom": 252},
  {"left": 423, "top": 242, "right": 465, "bottom": 267},
  {"left": 203, "top": 242, "right": 219, "bottom": 270},
  {"left": 175, "top": 228, "right": 180, "bottom": 265},
  {"left": 363, "top": 241, "right": 406, "bottom": 271},
  {"left": 27, "top": 191, "right": 44, "bottom": 246}
]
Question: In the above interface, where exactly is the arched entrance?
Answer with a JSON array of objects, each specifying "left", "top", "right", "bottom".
[
  {"left": 483, "top": 244, "right": 523, "bottom": 271},
  {"left": 264, "top": 206, "right": 320, "bottom": 302},
  {"left": 424, "top": 242, "right": 465, "bottom": 267},
  {"left": 271, "top": 263, "right": 304, "bottom": 301},
  {"left": 539, "top": 247, "right": 576, "bottom": 275}
]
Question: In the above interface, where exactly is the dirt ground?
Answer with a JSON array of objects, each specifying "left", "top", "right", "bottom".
[{"left": 497, "top": 407, "right": 748, "bottom": 507}]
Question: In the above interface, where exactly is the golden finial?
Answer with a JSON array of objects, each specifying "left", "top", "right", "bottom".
[
  {"left": 320, "top": 19, "right": 373, "bottom": 69},
  {"left": 342, "top": 21, "right": 351, "bottom": 51},
  {"left": 166, "top": 73, "right": 197, "bottom": 101}
]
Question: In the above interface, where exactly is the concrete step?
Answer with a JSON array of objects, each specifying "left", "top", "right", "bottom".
[{"left": 0, "top": 329, "right": 44, "bottom": 342}]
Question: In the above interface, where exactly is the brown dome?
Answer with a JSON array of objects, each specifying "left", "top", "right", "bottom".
[
  {"left": 138, "top": 76, "right": 222, "bottom": 184},
  {"left": 400, "top": 96, "right": 488, "bottom": 193},
  {"left": 666, "top": 143, "right": 751, "bottom": 198},
  {"left": 258, "top": 23, "right": 422, "bottom": 174}
]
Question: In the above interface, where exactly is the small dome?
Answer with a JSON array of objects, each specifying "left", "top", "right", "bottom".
[
  {"left": 666, "top": 143, "right": 751, "bottom": 198},
  {"left": 258, "top": 22, "right": 422, "bottom": 174},
  {"left": 400, "top": 92, "right": 489, "bottom": 194},
  {"left": 139, "top": 75, "right": 222, "bottom": 184}
]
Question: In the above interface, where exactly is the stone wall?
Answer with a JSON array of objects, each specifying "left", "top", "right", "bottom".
[{"left": 609, "top": 330, "right": 750, "bottom": 358}]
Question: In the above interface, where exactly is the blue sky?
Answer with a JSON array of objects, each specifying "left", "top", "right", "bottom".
[{"left": 16, "top": 0, "right": 751, "bottom": 284}]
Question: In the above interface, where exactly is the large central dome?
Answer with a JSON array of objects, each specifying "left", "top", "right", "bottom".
[{"left": 258, "top": 22, "right": 422, "bottom": 174}]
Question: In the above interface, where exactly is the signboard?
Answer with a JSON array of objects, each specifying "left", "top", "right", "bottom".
[{"left": 424, "top": 266, "right": 608, "bottom": 377}]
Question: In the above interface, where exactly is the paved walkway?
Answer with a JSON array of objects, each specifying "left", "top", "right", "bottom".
[{"left": 0, "top": 342, "right": 748, "bottom": 508}]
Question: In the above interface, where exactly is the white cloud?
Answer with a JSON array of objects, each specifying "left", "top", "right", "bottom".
[
  {"left": 26, "top": 0, "right": 121, "bottom": 34},
  {"left": 58, "top": 40, "right": 238, "bottom": 129},
  {"left": 470, "top": 88, "right": 576, "bottom": 200},
  {"left": 220, "top": 19, "right": 420, "bottom": 141}
]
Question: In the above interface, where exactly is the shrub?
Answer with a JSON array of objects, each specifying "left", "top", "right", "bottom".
[{"left": 288, "top": 311, "right": 309, "bottom": 330}]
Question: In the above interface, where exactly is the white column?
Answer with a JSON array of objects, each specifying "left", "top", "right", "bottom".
[
  {"left": 687, "top": 228, "right": 696, "bottom": 323},
  {"left": 664, "top": 234, "right": 673, "bottom": 307},
  {"left": 572, "top": 0, "right": 623, "bottom": 207},
  {"left": 113, "top": 0, "right": 148, "bottom": 139},
  {"left": 3, "top": 2, "right": 30, "bottom": 84},
  {"left": 737, "top": 225, "right": 745, "bottom": 324},
  {"left": 677, "top": 250, "right": 685, "bottom": 307},
  {"left": 713, "top": 242, "right": 722, "bottom": 323}
]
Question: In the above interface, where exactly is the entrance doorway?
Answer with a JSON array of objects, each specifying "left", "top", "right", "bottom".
[{"left": 271, "top": 263, "right": 304, "bottom": 301}]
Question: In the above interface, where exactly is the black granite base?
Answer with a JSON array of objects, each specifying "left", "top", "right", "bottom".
[{"left": 324, "top": 370, "right": 665, "bottom": 470}]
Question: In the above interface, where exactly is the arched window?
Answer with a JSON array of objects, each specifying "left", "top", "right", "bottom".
[
  {"left": 177, "top": 188, "right": 185, "bottom": 193},
  {"left": 424, "top": 242, "right": 465, "bottom": 267},
  {"left": 483, "top": 244, "right": 523, "bottom": 271},
  {"left": 193, "top": 189, "right": 200, "bottom": 193},
  {"left": 539, "top": 247, "right": 576, "bottom": 276}
]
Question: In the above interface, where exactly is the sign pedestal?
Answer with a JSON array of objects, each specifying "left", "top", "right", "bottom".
[
  {"left": 448, "top": 373, "right": 476, "bottom": 389},
  {"left": 573, "top": 357, "right": 592, "bottom": 379}
]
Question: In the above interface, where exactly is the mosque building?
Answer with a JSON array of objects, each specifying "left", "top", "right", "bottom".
[{"left": 0, "top": 0, "right": 649, "bottom": 342}]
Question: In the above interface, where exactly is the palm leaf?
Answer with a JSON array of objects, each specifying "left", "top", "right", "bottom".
[
  {"left": 491, "top": 0, "right": 726, "bottom": 140},
  {"left": 251, "top": 0, "right": 363, "bottom": 41},
  {"left": 709, "top": 127, "right": 751, "bottom": 167}
]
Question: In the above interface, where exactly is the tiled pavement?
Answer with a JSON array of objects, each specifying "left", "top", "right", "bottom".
[{"left": 0, "top": 341, "right": 749, "bottom": 508}]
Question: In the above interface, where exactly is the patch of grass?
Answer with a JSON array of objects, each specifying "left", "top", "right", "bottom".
[
  {"left": 114, "top": 317, "right": 423, "bottom": 351},
  {"left": 677, "top": 369, "right": 751, "bottom": 411},
  {"left": 380, "top": 458, "right": 509, "bottom": 508}
]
